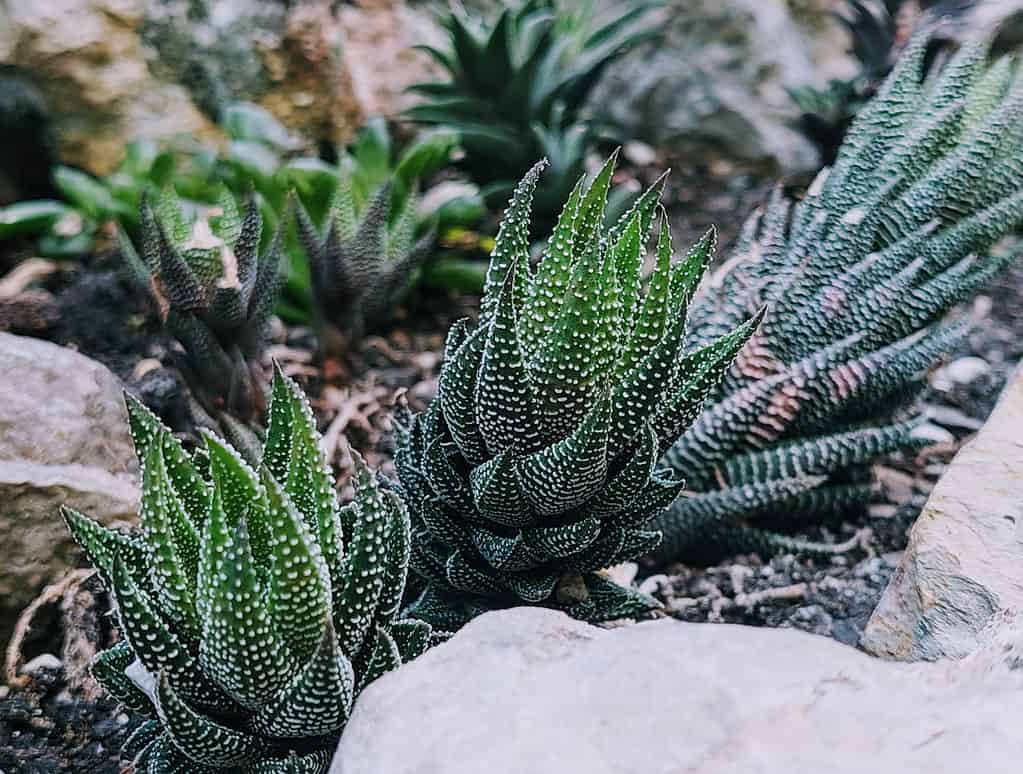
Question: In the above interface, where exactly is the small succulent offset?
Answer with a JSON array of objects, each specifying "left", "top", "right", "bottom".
[
  {"left": 396, "top": 154, "right": 761, "bottom": 629},
  {"left": 655, "top": 35, "right": 1023, "bottom": 563},
  {"left": 289, "top": 119, "right": 477, "bottom": 350},
  {"left": 292, "top": 173, "right": 434, "bottom": 352},
  {"left": 63, "top": 368, "right": 436, "bottom": 773},
  {"left": 407, "top": 0, "right": 659, "bottom": 228},
  {"left": 121, "top": 187, "right": 283, "bottom": 424}
]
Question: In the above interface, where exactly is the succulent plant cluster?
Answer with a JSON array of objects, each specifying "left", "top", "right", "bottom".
[
  {"left": 122, "top": 187, "right": 283, "bottom": 425},
  {"left": 64, "top": 369, "right": 436, "bottom": 773},
  {"left": 395, "top": 154, "right": 761, "bottom": 628},
  {"left": 407, "top": 0, "right": 659, "bottom": 227},
  {"left": 655, "top": 34, "right": 1023, "bottom": 562},
  {"left": 283, "top": 118, "right": 483, "bottom": 336}
]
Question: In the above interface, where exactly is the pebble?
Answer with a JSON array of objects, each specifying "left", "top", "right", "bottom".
[
  {"left": 910, "top": 423, "right": 956, "bottom": 445},
  {"left": 623, "top": 141, "right": 658, "bottom": 166},
  {"left": 873, "top": 466, "right": 916, "bottom": 502},
  {"left": 932, "top": 356, "right": 991, "bottom": 390},
  {"left": 22, "top": 654, "right": 62, "bottom": 675}
]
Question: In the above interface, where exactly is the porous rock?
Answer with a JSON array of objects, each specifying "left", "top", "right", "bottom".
[
  {"left": 862, "top": 365, "right": 1023, "bottom": 661},
  {"left": 0, "top": 333, "right": 138, "bottom": 619},
  {"left": 333, "top": 607, "right": 1023, "bottom": 774}
]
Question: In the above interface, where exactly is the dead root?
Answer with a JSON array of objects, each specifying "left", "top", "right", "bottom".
[{"left": 5, "top": 570, "right": 97, "bottom": 692}]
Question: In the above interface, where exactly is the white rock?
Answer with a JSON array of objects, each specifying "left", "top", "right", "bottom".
[
  {"left": 333, "top": 608, "right": 1023, "bottom": 774},
  {"left": 863, "top": 366, "right": 1023, "bottom": 661},
  {"left": 0, "top": 333, "right": 139, "bottom": 618},
  {"left": 931, "top": 356, "right": 991, "bottom": 391}
]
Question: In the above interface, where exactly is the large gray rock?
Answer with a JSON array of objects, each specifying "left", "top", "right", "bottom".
[
  {"left": 333, "top": 607, "right": 1023, "bottom": 774},
  {"left": 586, "top": 0, "right": 857, "bottom": 173},
  {"left": 862, "top": 365, "right": 1023, "bottom": 661},
  {"left": 0, "top": 333, "right": 138, "bottom": 619}
]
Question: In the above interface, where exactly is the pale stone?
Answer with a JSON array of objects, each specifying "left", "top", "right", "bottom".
[
  {"left": 863, "top": 365, "right": 1023, "bottom": 661},
  {"left": 333, "top": 607, "right": 1023, "bottom": 774},
  {"left": 0, "top": 333, "right": 139, "bottom": 619}
]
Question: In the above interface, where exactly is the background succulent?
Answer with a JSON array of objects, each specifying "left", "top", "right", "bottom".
[
  {"left": 121, "top": 185, "right": 283, "bottom": 429},
  {"left": 788, "top": 0, "right": 909, "bottom": 160},
  {"left": 396, "top": 154, "right": 761, "bottom": 629},
  {"left": 654, "top": 34, "right": 1023, "bottom": 563},
  {"left": 64, "top": 368, "right": 436, "bottom": 773},
  {"left": 289, "top": 118, "right": 483, "bottom": 350},
  {"left": 406, "top": 0, "right": 659, "bottom": 230}
]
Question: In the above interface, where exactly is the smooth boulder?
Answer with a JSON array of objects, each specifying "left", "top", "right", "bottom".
[
  {"left": 333, "top": 607, "right": 1023, "bottom": 774},
  {"left": 0, "top": 333, "right": 138, "bottom": 619}
]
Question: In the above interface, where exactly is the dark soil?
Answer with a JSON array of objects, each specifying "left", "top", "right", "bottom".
[{"left": 0, "top": 676, "right": 138, "bottom": 774}]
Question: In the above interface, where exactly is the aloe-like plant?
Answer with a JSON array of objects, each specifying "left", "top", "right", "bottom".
[
  {"left": 395, "top": 153, "right": 761, "bottom": 628},
  {"left": 290, "top": 119, "right": 483, "bottom": 349},
  {"left": 120, "top": 186, "right": 283, "bottom": 425},
  {"left": 63, "top": 368, "right": 436, "bottom": 773},
  {"left": 406, "top": 0, "right": 658, "bottom": 228},
  {"left": 654, "top": 34, "right": 1023, "bottom": 563}
]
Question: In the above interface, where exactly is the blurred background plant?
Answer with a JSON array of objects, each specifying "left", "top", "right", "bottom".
[
  {"left": 405, "top": 0, "right": 661, "bottom": 232},
  {"left": 0, "top": 102, "right": 487, "bottom": 330},
  {"left": 788, "top": 0, "right": 909, "bottom": 161}
]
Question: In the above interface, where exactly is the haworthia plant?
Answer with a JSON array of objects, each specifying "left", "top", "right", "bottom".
[
  {"left": 655, "top": 34, "right": 1023, "bottom": 562},
  {"left": 121, "top": 186, "right": 284, "bottom": 423},
  {"left": 395, "top": 153, "right": 763, "bottom": 628},
  {"left": 292, "top": 175, "right": 434, "bottom": 351},
  {"left": 64, "top": 367, "right": 437, "bottom": 773}
]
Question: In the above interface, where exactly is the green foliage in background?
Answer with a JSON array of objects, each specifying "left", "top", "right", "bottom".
[
  {"left": 788, "top": 0, "right": 907, "bottom": 159},
  {"left": 406, "top": 0, "right": 659, "bottom": 229}
]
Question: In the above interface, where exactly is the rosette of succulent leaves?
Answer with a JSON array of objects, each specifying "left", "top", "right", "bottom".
[
  {"left": 406, "top": 0, "right": 660, "bottom": 232},
  {"left": 120, "top": 185, "right": 283, "bottom": 448},
  {"left": 290, "top": 118, "right": 480, "bottom": 352},
  {"left": 395, "top": 152, "right": 763, "bottom": 629},
  {"left": 63, "top": 368, "right": 437, "bottom": 773},
  {"left": 654, "top": 34, "right": 1023, "bottom": 564}
]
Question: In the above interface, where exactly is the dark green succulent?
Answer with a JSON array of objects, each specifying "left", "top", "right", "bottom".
[
  {"left": 406, "top": 0, "right": 659, "bottom": 228},
  {"left": 64, "top": 368, "right": 437, "bottom": 773},
  {"left": 395, "top": 154, "right": 761, "bottom": 629},
  {"left": 655, "top": 34, "right": 1023, "bottom": 563},
  {"left": 121, "top": 186, "right": 284, "bottom": 425},
  {"left": 289, "top": 118, "right": 483, "bottom": 348}
]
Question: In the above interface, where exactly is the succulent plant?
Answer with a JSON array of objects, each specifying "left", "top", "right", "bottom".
[
  {"left": 406, "top": 0, "right": 659, "bottom": 229},
  {"left": 288, "top": 119, "right": 483, "bottom": 347},
  {"left": 654, "top": 34, "right": 1023, "bottom": 563},
  {"left": 63, "top": 368, "right": 436, "bottom": 773},
  {"left": 121, "top": 186, "right": 284, "bottom": 425},
  {"left": 395, "top": 153, "right": 762, "bottom": 628}
]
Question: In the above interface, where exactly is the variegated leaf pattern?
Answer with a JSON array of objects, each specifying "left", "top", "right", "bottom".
[{"left": 398, "top": 154, "right": 761, "bottom": 628}]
